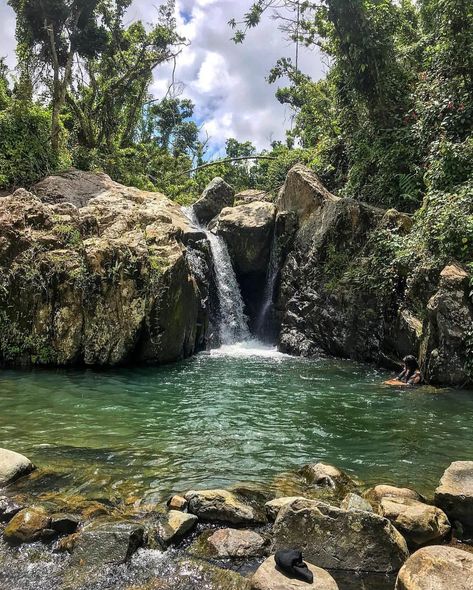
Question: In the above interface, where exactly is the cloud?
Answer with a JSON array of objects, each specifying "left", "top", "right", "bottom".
[{"left": 0, "top": 0, "right": 325, "bottom": 154}]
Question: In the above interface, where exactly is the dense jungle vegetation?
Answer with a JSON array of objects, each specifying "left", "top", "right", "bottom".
[{"left": 0, "top": 0, "right": 472, "bottom": 263}]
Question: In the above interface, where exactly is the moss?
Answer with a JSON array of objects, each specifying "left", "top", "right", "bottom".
[{"left": 54, "top": 224, "right": 82, "bottom": 248}]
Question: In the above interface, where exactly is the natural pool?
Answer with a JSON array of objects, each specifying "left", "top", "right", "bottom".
[{"left": 1, "top": 342, "right": 473, "bottom": 502}]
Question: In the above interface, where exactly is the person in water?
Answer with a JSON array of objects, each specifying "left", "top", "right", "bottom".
[{"left": 394, "top": 355, "right": 423, "bottom": 385}]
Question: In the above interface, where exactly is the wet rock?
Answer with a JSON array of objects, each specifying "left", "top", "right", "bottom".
[
  {"left": 341, "top": 493, "right": 373, "bottom": 513},
  {"left": 300, "top": 462, "right": 355, "bottom": 492},
  {"left": 272, "top": 498, "right": 409, "bottom": 573},
  {"left": 50, "top": 513, "right": 80, "bottom": 535},
  {"left": 0, "top": 448, "right": 35, "bottom": 486},
  {"left": 3, "top": 507, "right": 51, "bottom": 544},
  {"left": 435, "top": 461, "right": 473, "bottom": 528},
  {"left": 177, "top": 557, "right": 251, "bottom": 590},
  {"left": 71, "top": 521, "right": 145, "bottom": 567},
  {"left": 185, "top": 489, "right": 266, "bottom": 525},
  {"left": 206, "top": 528, "right": 267, "bottom": 558},
  {"left": 250, "top": 555, "right": 339, "bottom": 590},
  {"left": 379, "top": 497, "right": 451, "bottom": 548},
  {"left": 265, "top": 497, "right": 307, "bottom": 522},
  {"left": 167, "top": 495, "right": 187, "bottom": 511},
  {"left": 156, "top": 510, "right": 197, "bottom": 546},
  {"left": 55, "top": 532, "right": 79, "bottom": 553},
  {"left": 364, "top": 485, "right": 423, "bottom": 507},
  {"left": 0, "top": 496, "right": 24, "bottom": 522},
  {"left": 395, "top": 545, "right": 473, "bottom": 590},
  {"left": 193, "top": 177, "right": 235, "bottom": 225}
]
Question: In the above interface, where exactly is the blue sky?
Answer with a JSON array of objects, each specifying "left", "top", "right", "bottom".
[{"left": 0, "top": 0, "right": 326, "bottom": 156}]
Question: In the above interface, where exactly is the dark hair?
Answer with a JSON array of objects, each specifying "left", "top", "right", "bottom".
[{"left": 403, "top": 355, "right": 419, "bottom": 375}]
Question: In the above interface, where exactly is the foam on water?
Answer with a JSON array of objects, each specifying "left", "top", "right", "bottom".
[{"left": 208, "top": 339, "right": 289, "bottom": 359}]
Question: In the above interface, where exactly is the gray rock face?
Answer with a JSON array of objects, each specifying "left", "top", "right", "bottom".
[
  {"left": 265, "top": 496, "right": 307, "bottom": 522},
  {"left": 157, "top": 510, "right": 198, "bottom": 546},
  {"left": 250, "top": 555, "right": 339, "bottom": 590},
  {"left": 272, "top": 498, "right": 409, "bottom": 573},
  {"left": 378, "top": 497, "right": 451, "bottom": 548},
  {"left": 395, "top": 546, "right": 473, "bottom": 590},
  {"left": 435, "top": 461, "right": 473, "bottom": 528},
  {"left": 70, "top": 521, "right": 145, "bottom": 567},
  {"left": 206, "top": 528, "right": 267, "bottom": 558},
  {"left": 185, "top": 489, "right": 266, "bottom": 525},
  {"left": 193, "top": 177, "right": 235, "bottom": 225},
  {"left": 0, "top": 448, "right": 35, "bottom": 487}
]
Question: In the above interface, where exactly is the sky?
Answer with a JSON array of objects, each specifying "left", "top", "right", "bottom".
[{"left": 0, "top": 0, "right": 326, "bottom": 155}]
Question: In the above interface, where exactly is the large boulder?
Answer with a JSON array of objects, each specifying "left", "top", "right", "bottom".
[
  {"left": 395, "top": 546, "right": 473, "bottom": 590},
  {"left": 435, "top": 461, "right": 473, "bottom": 528},
  {"left": 378, "top": 497, "right": 451, "bottom": 548},
  {"left": 0, "top": 171, "right": 211, "bottom": 367},
  {"left": 206, "top": 528, "right": 267, "bottom": 558},
  {"left": 272, "top": 498, "right": 409, "bottom": 573},
  {"left": 3, "top": 507, "right": 51, "bottom": 544},
  {"left": 193, "top": 177, "right": 235, "bottom": 225},
  {"left": 250, "top": 555, "right": 339, "bottom": 590},
  {"left": 0, "top": 448, "right": 35, "bottom": 486},
  {"left": 185, "top": 489, "right": 266, "bottom": 525}
]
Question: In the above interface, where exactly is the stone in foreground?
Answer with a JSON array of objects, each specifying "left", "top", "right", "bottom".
[
  {"left": 265, "top": 497, "right": 308, "bottom": 522},
  {"left": 157, "top": 510, "right": 198, "bottom": 546},
  {"left": 250, "top": 555, "right": 339, "bottom": 590},
  {"left": 70, "top": 521, "right": 145, "bottom": 567},
  {"left": 207, "top": 528, "right": 267, "bottom": 558},
  {"left": 272, "top": 498, "right": 409, "bottom": 573},
  {"left": 3, "top": 507, "right": 51, "bottom": 544},
  {"left": 193, "top": 177, "right": 235, "bottom": 224},
  {"left": 379, "top": 497, "right": 450, "bottom": 548},
  {"left": 185, "top": 489, "right": 266, "bottom": 525},
  {"left": 435, "top": 461, "right": 473, "bottom": 528},
  {"left": 395, "top": 545, "right": 473, "bottom": 590},
  {"left": 0, "top": 448, "right": 35, "bottom": 487}
]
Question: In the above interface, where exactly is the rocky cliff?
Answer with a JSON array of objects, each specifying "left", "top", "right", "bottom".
[{"left": 0, "top": 170, "right": 211, "bottom": 367}]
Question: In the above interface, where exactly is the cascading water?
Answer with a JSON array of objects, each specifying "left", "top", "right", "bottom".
[
  {"left": 184, "top": 207, "right": 250, "bottom": 345},
  {"left": 256, "top": 227, "right": 279, "bottom": 342}
]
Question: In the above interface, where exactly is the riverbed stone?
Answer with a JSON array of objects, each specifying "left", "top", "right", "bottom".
[
  {"left": 71, "top": 521, "right": 145, "bottom": 567},
  {"left": 265, "top": 497, "right": 307, "bottom": 521},
  {"left": 395, "top": 545, "right": 473, "bottom": 590},
  {"left": 206, "top": 528, "right": 267, "bottom": 558},
  {"left": 3, "top": 507, "right": 51, "bottom": 544},
  {"left": 0, "top": 448, "right": 35, "bottom": 487},
  {"left": 50, "top": 513, "right": 80, "bottom": 535},
  {"left": 185, "top": 489, "right": 266, "bottom": 525},
  {"left": 157, "top": 510, "right": 198, "bottom": 546},
  {"left": 300, "top": 463, "right": 355, "bottom": 492},
  {"left": 0, "top": 496, "right": 24, "bottom": 522},
  {"left": 435, "top": 461, "right": 473, "bottom": 528},
  {"left": 364, "top": 485, "right": 423, "bottom": 507},
  {"left": 341, "top": 493, "right": 373, "bottom": 513},
  {"left": 250, "top": 555, "right": 339, "bottom": 590},
  {"left": 272, "top": 498, "right": 409, "bottom": 573},
  {"left": 167, "top": 494, "right": 187, "bottom": 511},
  {"left": 379, "top": 497, "right": 451, "bottom": 548},
  {"left": 193, "top": 177, "right": 235, "bottom": 225}
]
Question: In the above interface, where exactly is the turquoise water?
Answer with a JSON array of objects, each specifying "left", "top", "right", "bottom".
[{"left": 1, "top": 342, "right": 473, "bottom": 502}]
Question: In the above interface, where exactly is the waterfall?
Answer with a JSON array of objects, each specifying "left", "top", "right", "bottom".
[
  {"left": 184, "top": 207, "right": 250, "bottom": 346},
  {"left": 256, "top": 228, "right": 279, "bottom": 342}
]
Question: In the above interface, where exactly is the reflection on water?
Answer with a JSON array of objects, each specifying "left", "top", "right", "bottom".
[{"left": 1, "top": 349, "right": 473, "bottom": 503}]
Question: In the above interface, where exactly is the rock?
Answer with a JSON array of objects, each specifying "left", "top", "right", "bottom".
[
  {"left": 0, "top": 448, "right": 35, "bottom": 486},
  {"left": 300, "top": 463, "right": 355, "bottom": 491},
  {"left": 193, "top": 177, "right": 235, "bottom": 225},
  {"left": 379, "top": 497, "right": 451, "bottom": 548},
  {"left": 206, "top": 528, "right": 267, "bottom": 558},
  {"left": 250, "top": 555, "right": 339, "bottom": 590},
  {"left": 0, "top": 496, "right": 24, "bottom": 522},
  {"left": 216, "top": 201, "right": 276, "bottom": 274},
  {"left": 395, "top": 545, "right": 473, "bottom": 590},
  {"left": 0, "top": 170, "right": 211, "bottom": 367},
  {"left": 176, "top": 558, "right": 251, "bottom": 590},
  {"left": 435, "top": 461, "right": 473, "bottom": 528},
  {"left": 157, "top": 510, "right": 198, "bottom": 546},
  {"left": 272, "top": 498, "right": 409, "bottom": 573},
  {"left": 265, "top": 497, "right": 307, "bottom": 521},
  {"left": 3, "top": 507, "right": 51, "bottom": 544},
  {"left": 341, "top": 493, "right": 373, "bottom": 513},
  {"left": 235, "top": 189, "right": 272, "bottom": 205},
  {"left": 71, "top": 521, "right": 145, "bottom": 567},
  {"left": 364, "top": 485, "right": 423, "bottom": 506},
  {"left": 167, "top": 495, "right": 187, "bottom": 511},
  {"left": 185, "top": 489, "right": 265, "bottom": 525},
  {"left": 50, "top": 513, "right": 80, "bottom": 535}
]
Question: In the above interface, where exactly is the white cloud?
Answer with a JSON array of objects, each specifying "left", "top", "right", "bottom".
[{"left": 0, "top": 0, "right": 325, "bottom": 154}]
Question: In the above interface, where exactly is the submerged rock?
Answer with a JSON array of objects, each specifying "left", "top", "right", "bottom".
[
  {"left": 193, "top": 177, "right": 235, "bottom": 225},
  {"left": 435, "top": 461, "right": 473, "bottom": 528},
  {"left": 272, "top": 498, "right": 409, "bottom": 573},
  {"left": 250, "top": 555, "right": 339, "bottom": 590},
  {"left": 0, "top": 448, "right": 35, "bottom": 487},
  {"left": 206, "top": 528, "right": 267, "bottom": 558},
  {"left": 378, "top": 497, "right": 451, "bottom": 548},
  {"left": 185, "top": 489, "right": 266, "bottom": 525},
  {"left": 395, "top": 545, "right": 473, "bottom": 590},
  {"left": 3, "top": 507, "right": 51, "bottom": 544},
  {"left": 156, "top": 510, "right": 198, "bottom": 546}
]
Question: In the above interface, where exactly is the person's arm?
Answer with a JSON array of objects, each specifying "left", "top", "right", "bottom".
[
  {"left": 396, "top": 369, "right": 407, "bottom": 382},
  {"left": 408, "top": 371, "right": 422, "bottom": 385}
]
